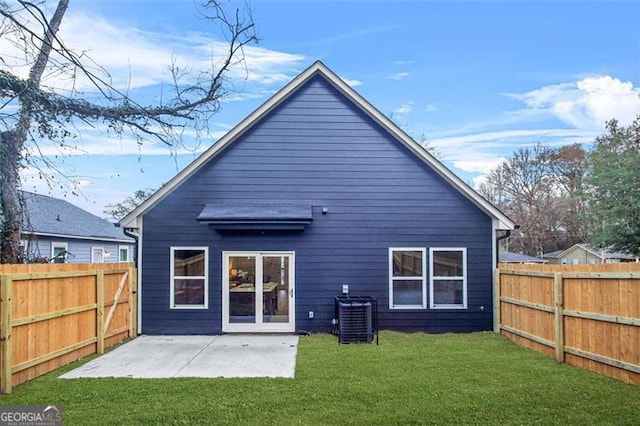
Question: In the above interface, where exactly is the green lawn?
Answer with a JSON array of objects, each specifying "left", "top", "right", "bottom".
[{"left": 2, "top": 332, "right": 639, "bottom": 425}]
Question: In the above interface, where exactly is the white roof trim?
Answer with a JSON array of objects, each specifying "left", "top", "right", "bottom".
[
  {"left": 120, "top": 61, "right": 515, "bottom": 230},
  {"left": 23, "top": 231, "right": 133, "bottom": 243}
]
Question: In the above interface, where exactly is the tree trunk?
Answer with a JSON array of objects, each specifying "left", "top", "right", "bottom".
[
  {"left": 0, "top": 0, "right": 69, "bottom": 263},
  {"left": 0, "top": 131, "right": 23, "bottom": 263}
]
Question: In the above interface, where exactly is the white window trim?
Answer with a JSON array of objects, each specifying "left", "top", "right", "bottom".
[
  {"left": 170, "top": 246, "right": 209, "bottom": 310},
  {"left": 389, "top": 247, "right": 427, "bottom": 309},
  {"left": 51, "top": 241, "right": 68, "bottom": 263},
  {"left": 429, "top": 247, "right": 467, "bottom": 310},
  {"left": 118, "top": 245, "right": 130, "bottom": 263},
  {"left": 91, "top": 246, "right": 105, "bottom": 263}
]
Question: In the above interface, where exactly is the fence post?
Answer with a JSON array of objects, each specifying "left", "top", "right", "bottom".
[
  {"left": 129, "top": 266, "right": 138, "bottom": 338},
  {"left": 553, "top": 272, "right": 565, "bottom": 363},
  {"left": 494, "top": 268, "right": 501, "bottom": 333},
  {"left": 1, "top": 276, "right": 13, "bottom": 394},
  {"left": 96, "top": 270, "right": 105, "bottom": 354}
]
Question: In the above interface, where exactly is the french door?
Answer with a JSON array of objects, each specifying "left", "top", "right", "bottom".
[{"left": 222, "top": 252, "right": 295, "bottom": 332}]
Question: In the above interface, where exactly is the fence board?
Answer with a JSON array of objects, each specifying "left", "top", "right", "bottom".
[
  {"left": 497, "top": 262, "right": 640, "bottom": 385},
  {"left": 0, "top": 263, "right": 137, "bottom": 393}
]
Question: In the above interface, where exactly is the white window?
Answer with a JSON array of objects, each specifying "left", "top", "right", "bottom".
[
  {"left": 170, "top": 247, "right": 208, "bottom": 309},
  {"left": 572, "top": 258, "right": 580, "bottom": 265},
  {"left": 429, "top": 248, "right": 467, "bottom": 309},
  {"left": 91, "top": 247, "right": 105, "bottom": 263},
  {"left": 389, "top": 248, "right": 427, "bottom": 309},
  {"left": 51, "top": 242, "right": 68, "bottom": 264},
  {"left": 118, "top": 245, "right": 130, "bottom": 263}
]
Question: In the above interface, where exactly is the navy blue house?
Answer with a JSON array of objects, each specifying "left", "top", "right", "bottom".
[{"left": 121, "top": 61, "right": 515, "bottom": 335}]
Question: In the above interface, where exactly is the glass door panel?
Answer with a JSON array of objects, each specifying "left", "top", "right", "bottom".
[
  {"left": 262, "top": 256, "right": 289, "bottom": 323},
  {"left": 223, "top": 251, "right": 294, "bottom": 332},
  {"left": 228, "top": 255, "right": 256, "bottom": 323}
]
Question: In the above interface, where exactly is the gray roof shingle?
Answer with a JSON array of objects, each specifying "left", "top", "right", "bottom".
[
  {"left": 500, "top": 251, "right": 547, "bottom": 263},
  {"left": 20, "top": 191, "right": 132, "bottom": 242}
]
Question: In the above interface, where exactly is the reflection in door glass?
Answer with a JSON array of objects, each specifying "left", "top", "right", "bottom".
[
  {"left": 228, "top": 256, "right": 256, "bottom": 323},
  {"left": 262, "top": 256, "right": 289, "bottom": 323}
]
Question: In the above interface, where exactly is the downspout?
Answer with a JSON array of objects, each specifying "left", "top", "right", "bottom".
[
  {"left": 122, "top": 226, "right": 142, "bottom": 335},
  {"left": 495, "top": 225, "right": 520, "bottom": 266},
  {"left": 122, "top": 227, "right": 139, "bottom": 268}
]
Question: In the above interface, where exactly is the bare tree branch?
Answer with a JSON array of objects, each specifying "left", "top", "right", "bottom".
[{"left": 0, "top": 0, "right": 259, "bottom": 262}]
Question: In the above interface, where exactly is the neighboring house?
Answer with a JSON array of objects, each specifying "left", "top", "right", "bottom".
[
  {"left": 541, "top": 249, "right": 563, "bottom": 263},
  {"left": 19, "top": 191, "right": 134, "bottom": 263},
  {"left": 121, "top": 61, "right": 516, "bottom": 335},
  {"left": 499, "top": 251, "right": 547, "bottom": 264},
  {"left": 543, "top": 243, "right": 639, "bottom": 265}
]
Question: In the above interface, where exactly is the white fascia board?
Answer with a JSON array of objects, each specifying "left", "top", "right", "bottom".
[
  {"left": 23, "top": 231, "right": 133, "bottom": 244},
  {"left": 120, "top": 61, "right": 516, "bottom": 231}
]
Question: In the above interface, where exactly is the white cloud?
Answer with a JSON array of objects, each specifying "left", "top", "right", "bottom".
[
  {"left": 1, "top": 11, "right": 306, "bottom": 94},
  {"left": 453, "top": 156, "right": 506, "bottom": 175},
  {"left": 391, "top": 60, "right": 414, "bottom": 65},
  {"left": 431, "top": 128, "right": 596, "bottom": 150},
  {"left": 225, "top": 88, "right": 278, "bottom": 102},
  {"left": 508, "top": 76, "right": 640, "bottom": 130},
  {"left": 471, "top": 174, "right": 489, "bottom": 189},
  {"left": 24, "top": 123, "right": 227, "bottom": 158},
  {"left": 394, "top": 101, "right": 414, "bottom": 115},
  {"left": 425, "top": 104, "right": 438, "bottom": 112},
  {"left": 20, "top": 167, "right": 117, "bottom": 217},
  {"left": 430, "top": 128, "right": 596, "bottom": 184},
  {"left": 388, "top": 72, "right": 410, "bottom": 81},
  {"left": 343, "top": 79, "right": 363, "bottom": 88}
]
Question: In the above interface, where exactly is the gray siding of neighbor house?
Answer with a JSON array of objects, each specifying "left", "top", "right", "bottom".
[
  {"left": 25, "top": 237, "right": 133, "bottom": 263},
  {"left": 141, "top": 75, "right": 494, "bottom": 335}
]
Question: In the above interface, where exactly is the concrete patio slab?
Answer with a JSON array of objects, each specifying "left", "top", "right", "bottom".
[{"left": 59, "top": 335, "right": 299, "bottom": 379}]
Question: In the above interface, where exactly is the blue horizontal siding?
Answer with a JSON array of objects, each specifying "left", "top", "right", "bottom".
[{"left": 140, "top": 75, "right": 494, "bottom": 335}]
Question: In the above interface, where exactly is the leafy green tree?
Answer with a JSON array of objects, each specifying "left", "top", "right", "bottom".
[{"left": 584, "top": 117, "right": 640, "bottom": 255}]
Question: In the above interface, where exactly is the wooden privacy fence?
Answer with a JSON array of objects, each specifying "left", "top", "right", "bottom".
[
  {"left": 0, "top": 263, "right": 137, "bottom": 394},
  {"left": 495, "top": 263, "right": 639, "bottom": 385}
]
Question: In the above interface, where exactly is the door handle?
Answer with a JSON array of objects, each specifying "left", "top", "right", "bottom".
[{"left": 289, "top": 289, "right": 294, "bottom": 298}]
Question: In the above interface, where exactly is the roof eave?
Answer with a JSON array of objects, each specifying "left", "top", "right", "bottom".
[{"left": 23, "top": 231, "right": 133, "bottom": 243}]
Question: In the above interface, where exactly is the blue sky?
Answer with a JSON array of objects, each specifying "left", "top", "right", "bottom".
[{"left": 4, "top": 0, "right": 640, "bottom": 217}]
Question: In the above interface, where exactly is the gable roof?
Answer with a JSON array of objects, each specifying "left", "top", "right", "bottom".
[
  {"left": 557, "top": 243, "right": 638, "bottom": 261},
  {"left": 541, "top": 249, "right": 564, "bottom": 259},
  {"left": 21, "top": 191, "right": 132, "bottom": 243},
  {"left": 120, "top": 61, "right": 516, "bottom": 230}
]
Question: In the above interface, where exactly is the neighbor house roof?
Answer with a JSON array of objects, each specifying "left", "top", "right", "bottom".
[
  {"left": 565, "top": 243, "right": 637, "bottom": 261},
  {"left": 21, "top": 191, "right": 132, "bottom": 243},
  {"left": 541, "top": 249, "right": 564, "bottom": 259},
  {"left": 120, "top": 61, "right": 516, "bottom": 231},
  {"left": 544, "top": 244, "right": 638, "bottom": 261},
  {"left": 499, "top": 251, "right": 547, "bottom": 264}
]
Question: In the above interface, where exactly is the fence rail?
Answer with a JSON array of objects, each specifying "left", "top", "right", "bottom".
[
  {"left": 0, "top": 263, "right": 137, "bottom": 394},
  {"left": 495, "top": 263, "right": 639, "bottom": 385}
]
